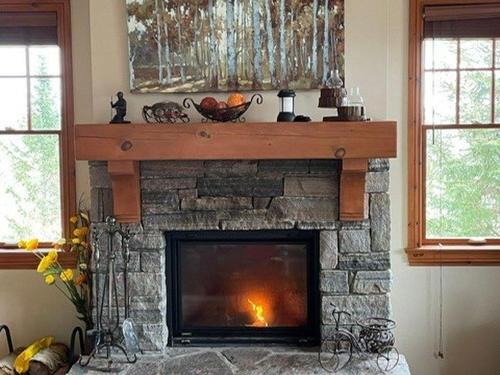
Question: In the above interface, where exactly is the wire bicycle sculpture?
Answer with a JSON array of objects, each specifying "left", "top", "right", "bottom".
[{"left": 318, "top": 304, "right": 400, "bottom": 372}]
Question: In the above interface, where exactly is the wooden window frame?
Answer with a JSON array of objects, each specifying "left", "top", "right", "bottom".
[
  {"left": 407, "top": 0, "right": 500, "bottom": 265},
  {"left": 0, "top": 0, "right": 76, "bottom": 269}
]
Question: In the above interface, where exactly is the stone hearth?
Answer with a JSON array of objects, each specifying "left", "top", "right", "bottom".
[
  {"left": 69, "top": 348, "right": 410, "bottom": 375},
  {"left": 89, "top": 159, "right": 392, "bottom": 351}
]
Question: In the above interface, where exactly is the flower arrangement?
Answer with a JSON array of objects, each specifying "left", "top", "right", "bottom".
[{"left": 18, "top": 208, "right": 93, "bottom": 329}]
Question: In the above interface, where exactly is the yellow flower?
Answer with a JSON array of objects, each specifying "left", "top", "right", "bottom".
[
  {"left": 73, "top": 227, "right": 88, "bottom": 239},
  {"left": 72, "top": 238, "right": 81, "bottom": 245},
  {"left": 60, "top": 269, "right": 74, "bottom": 283},
  {"left": 44, "top": 275, "right": 55, "bottom": 285},
  {"left": 26, "top": 239, "right": 39, "bottom": 251},
  {"left": 37, "top": 250, "right": 58, "bottom": 273},
  {"left": 19, "top": 238, "right": 39, "bottom": 251},
  {"left": 70, "top": 216, "right": 78, "bottom": 224}
]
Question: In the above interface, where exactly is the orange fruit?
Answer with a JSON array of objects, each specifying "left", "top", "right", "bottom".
[
  {"left": 227, "top": 93, "right": 246, "bottom": 107},
  {"left": 200, "top": 97, "right": 218, "bottom": 111}
]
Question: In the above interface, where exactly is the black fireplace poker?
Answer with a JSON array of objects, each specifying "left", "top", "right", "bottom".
[{"left": 80, "top": 216, "right": 139, "bottom": 369}]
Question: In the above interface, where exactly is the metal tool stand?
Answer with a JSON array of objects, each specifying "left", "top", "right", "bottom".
[{"left": 80, "top": 216, "right": 137, "bottom": 369}]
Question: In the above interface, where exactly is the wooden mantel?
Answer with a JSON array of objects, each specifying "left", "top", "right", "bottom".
[{"left": 75, "top": 121, "right": 397, "bottom": 223}]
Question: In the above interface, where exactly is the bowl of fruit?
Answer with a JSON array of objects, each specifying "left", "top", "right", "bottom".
[{"left": 183, "top": 93, "right": 263, "bottom": 122}]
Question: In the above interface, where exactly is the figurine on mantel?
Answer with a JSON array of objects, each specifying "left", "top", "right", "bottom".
[{"left": 110, "top": 91, "right": 131, "bottom": 124}]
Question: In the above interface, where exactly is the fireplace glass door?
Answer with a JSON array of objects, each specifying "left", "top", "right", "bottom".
[{"left": 167, "top": 231, "right": 319, "bottom": 345}]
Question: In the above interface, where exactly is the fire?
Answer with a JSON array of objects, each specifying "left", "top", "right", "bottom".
[{"left": 247, "top": 299, "right": 268, "bottom": 327}]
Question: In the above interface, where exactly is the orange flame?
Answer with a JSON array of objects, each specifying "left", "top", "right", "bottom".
[{"left": 248, "top": 299, "right": 268, "bottom": 327}]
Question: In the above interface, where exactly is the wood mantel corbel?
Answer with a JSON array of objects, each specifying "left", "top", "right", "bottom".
[
  {"left": 75, "top": 122, "right": 397, "bottom": 223},
  {"left": 107, "top": 161, "right": 141, "bottom": 223},
  {"left": 339, "top": 158, "right": 368, "bottom": 221}
]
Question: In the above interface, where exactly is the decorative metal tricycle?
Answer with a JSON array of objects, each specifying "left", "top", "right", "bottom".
[{"left": 318, "top": 305, "right": 400, "bottom": 373}]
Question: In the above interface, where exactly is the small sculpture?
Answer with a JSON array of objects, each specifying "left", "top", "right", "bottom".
[
  {"left": 142, "top": 101, "right": 189, "bottom": 123},
  {"left": 110, "top": 91, "right": 131, "bottom": 124}
]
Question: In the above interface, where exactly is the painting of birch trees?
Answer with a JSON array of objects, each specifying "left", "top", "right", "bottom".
[{"left": 126, "top": 0, "right": 344, "bottom": 93}]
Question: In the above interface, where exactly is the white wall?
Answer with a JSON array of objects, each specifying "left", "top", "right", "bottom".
[{"left": 1, "top": 1, "right": 500, "bottom": 374}]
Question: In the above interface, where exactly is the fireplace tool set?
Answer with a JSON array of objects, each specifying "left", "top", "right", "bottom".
[
  {"left": 80, "top": 216, "right": 140, "bottom": 369},
  {"left": 318, "top": 305, "right": 400, "bottom": 372}
]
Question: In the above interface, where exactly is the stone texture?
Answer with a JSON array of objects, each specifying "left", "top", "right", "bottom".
[
  {"left": 70, "top": 350, "right": 411, "bottom": 375},
  {"left": 352, "top": 271, "right": 392, "bottom": 294},
  {"left": 141, "top": 252, "right": 162, "bottom": 272},
  {"left": 309, "top": 160, "right": 341, "bottom": 175},
  {"left": 338, "top": 252, "right": 391, "bottom": 271},
  {"left": 220, "top": 348, "right": 271, "bottom": 370},
  {"left": 339, "top": 230, "right": 371, "bottom": 253},
  {"left": 182, "top": 197, "right": 252, "bottom": 211},
  {"left": 322, "top": 294, "right": 391, "bottom": 325},
  {"left": 220, "top": 210, "right": 294, "bottom": 230},
  {"left": 284, "top": 177, "right": 339, "bottom": 197},
  {"left": 268, "top": 197, "right": 338, "bottom": 222},
  {"left": 297, "top": 221, "right": 337, "bottom": 230},
  {"left": 142, "top": 203, "right": 180, "bottom": 215},
  {"left": 252, "top": 197, "right": 272, "bottom": 209},
  {"left": 198, "top": 177, "right": 283, "bottom": 197},
  {"left": 320, "top": 231, "right": 338, "bottom": 270},
  {"left": 129, "top": 273, "right": 162, "bottom": 297},
  {"left": 90, "top": 188, "right": 113, "bottom": 222},
  {"left": 370, "top": 193, "right": 391, "bottom": 251},
  {"left": 89, "top": 162, "right": 112, "bottom": 188},
  {"left": 368, "top": 158, "right": 390, "bottom": 172},
  {"left": 162, "top": 351, "right": 233, "bottom": 375},
  {"left": 258, "top": 160, "right": 309, "bottom": 176},
  {"left": 142, "top": 191, "right": 179, "bottom": 206},
  {"left": 139, "top": 324, "right": 167, "bottom": 351},
  {"left": 130, "top": 309, "right": 163, "bottom": 324},
  {"left": 143, "top": 211, "right": 219, "bottom": 230},
  {"left": 141, "top": 161, "right": 205, "bottom": 178},
  {"left": 320, "top": 270, "right": 348, "bottom": 294},
  {"left": 129, "top": 232, "right": 165, "bottom": 250},
  {"left": 141, "top": 178, "right": 196, "bottom": 190},
  {"left": 365, "top": 172, "right": 390, "bottom": 193},
  {"left": 178, "top": 188, "right": 198, "bottom": 199},
  {"left": 205, "top": 160, "right": 258, "bottom": 177}
]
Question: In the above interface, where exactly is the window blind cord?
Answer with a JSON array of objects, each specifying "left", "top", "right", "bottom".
[{"left": 438, "top": 243, "right": 444, "bottom": 359}]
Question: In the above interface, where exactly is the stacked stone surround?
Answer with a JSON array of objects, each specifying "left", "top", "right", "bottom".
[{"left": 89, "top": 158, "right": 391, "bottom": 352}]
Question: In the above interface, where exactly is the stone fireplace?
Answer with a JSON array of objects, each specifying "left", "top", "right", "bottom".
[{"left": 89, "top": 158, "right": 391, "bottom": 352}]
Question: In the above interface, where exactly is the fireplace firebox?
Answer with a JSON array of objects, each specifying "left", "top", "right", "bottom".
[{"left": 166, "top": 230, "right": 320, "bottom": 345}]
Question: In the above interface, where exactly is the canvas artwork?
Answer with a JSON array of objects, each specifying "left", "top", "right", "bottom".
[{"left": 126, "top": 0, "right": 344, "bottom": 93}]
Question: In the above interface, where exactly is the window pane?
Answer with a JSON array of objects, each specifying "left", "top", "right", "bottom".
[
  {"left": 424, "top": 39, "right": 457, "bottom": 70},
  {"left": 459, "top": 71, "right": 492, "bottom": 124},
  {"left": 496, "top": 39, "right": 500, "bottom": 68},
  {"left": 424, "top": 71, "right": 457, "bottom": 124},
  {"left": 30, "top": 77, "right": 61, "bottom": 130},
  {"left": 0, "top": 134, "right": 62, "bottom": 243},
  {"left": 29, "top": 46, "right": 60, "bottom": 76},
  {"left": 0, "top": 78, "right": 28, "bottom": 130},
  {"left": 0, "top": 46, "right": 26, "bottom": 76},
  {"left": 460, "top": 39, "right": 493, "bottom": 69},
  {"left": 426, "top": 128, "right": 500, "bottom": 238},
  {"left": 496, "top": 71, "right": 500, "bottom": 123}
]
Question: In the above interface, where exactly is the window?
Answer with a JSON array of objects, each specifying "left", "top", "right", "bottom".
[
  {"left": 0, "top": 1, "right": 75, "bottom": 267},
  {"left": 408, "top": 1, "right": 500, "bottom": 265}
]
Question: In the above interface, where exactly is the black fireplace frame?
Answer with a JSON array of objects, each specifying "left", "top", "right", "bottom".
[{"left": 166, "top": 230, "right": 320, "bottom": 346}]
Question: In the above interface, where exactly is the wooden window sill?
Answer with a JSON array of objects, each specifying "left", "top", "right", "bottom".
[
  {"left": 406, "top": 245, "right": 500, "bottom": 266},
  {"left": 0, "top": 250, "right": 77, "bottom": 270}
]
